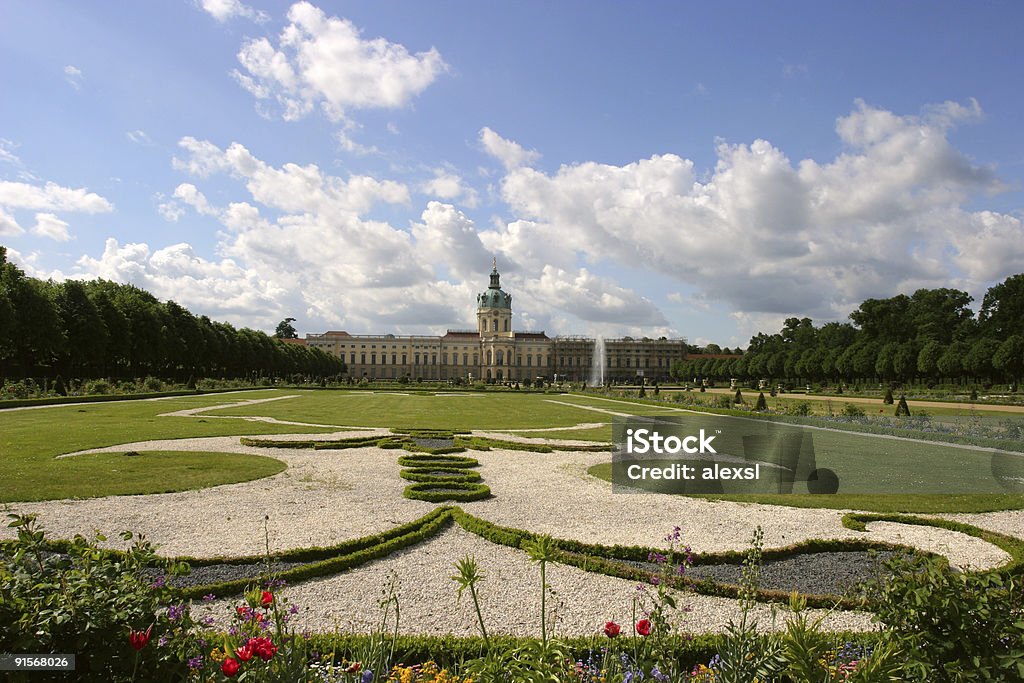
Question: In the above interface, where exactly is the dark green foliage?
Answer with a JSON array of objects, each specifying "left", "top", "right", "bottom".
[
  {"left": 895, "top": 395, "right": 911, "bottom": 417},
  {"left": 867, "top": 554, "right": 1024, "bottom": 680},
  {"left": 754, "top": 392, "right": 767, "bottom": 411},
  {"left": 0, "top": 514, "right": 193, "bottom": 681},
  {"left": 883, "top": 387, "right": 894, "bottom": 404},
  {"left": 403, "top": 482, "right": 491, "bottom": 502},
  {"left": 396, "top": 454, "right": 479, "bottom": 468},
  {"left": 400, "top": 467, "right": 482, "bottom": 483},
  {"left": 734, "top": 388, "right": 743, "bottom": 404}
]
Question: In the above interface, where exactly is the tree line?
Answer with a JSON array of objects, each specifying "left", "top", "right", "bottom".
[
  {"left": 0, "top": 246, "right": 344, "bottom": 383},
  {"left": 673, "top": 274, "right": 1024, "bottom": 387}
]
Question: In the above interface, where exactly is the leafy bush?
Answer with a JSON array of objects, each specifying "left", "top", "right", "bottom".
[
  {"left": 0, "top": 514, "right": 195, "bottom": 681},
  {"left": 842, "top": 402, "right": 865, "bottom": 417},
  {"left": 883, "top": 388, "right": 894, "bottom": 404},
  {"left": 867, "top": 553, "right": 1024, "bottom": 680},
  {"left": 755, "top": 392, "right": 768, "bottom": 411}
]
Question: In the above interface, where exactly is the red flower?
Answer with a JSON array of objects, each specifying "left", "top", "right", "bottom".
[
  {"left": 603, "top": 621, "right": 621, "bottom": 638},
  {"left": 128, "top": 625, "right": 152, "bottom": 651},
  {"left": 344, "top": 662, "right": 362, "bottom": 673},
  {"left": 235, "top": 644, "right": 253, "bottom": 662},
  {"left": 222, "top": 657, "right": 240, "bottom": 677},
  {"left": 636, "top": 618, "right": 652, "bottom": 636},
  {"left": 260, "top": 590, "right": 274, "bottom": 607},
  {"left": 249, "top": 636, "right": 278, "bottom": 662}
]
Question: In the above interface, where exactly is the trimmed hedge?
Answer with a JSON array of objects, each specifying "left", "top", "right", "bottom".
[
  {"left": 0, "top": 386, "right": 255, "bottom": 410},
  {"left": 175, "top": 508, "right": 455, "bottom": 599},
  {"left": 397, "top": 454, "right": 479, "bottom": 468},
  {"left": 403, "top": 482, "right": 491, "bottom": 502},
  {"left": 455, "top": 435, "right": 612, "bottom": 453},
  {"left": 400, "top": 467, "right": 482, "bottom": 484},
  {"left": 842, "top": 512, "right": 1024, "bottom": 577}
]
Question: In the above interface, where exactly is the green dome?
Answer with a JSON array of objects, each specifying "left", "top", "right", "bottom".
[
  {"left": 477, "top": 288, "right": 512, "bottom": 309},
  {"left": 477, "top": 260, "right": 512, "bottom": 309}
]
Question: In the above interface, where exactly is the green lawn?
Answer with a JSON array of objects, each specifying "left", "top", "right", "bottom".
[
  {"left": 3, "top": 388, "right": 1022, "bottom": 512},
  {"left": 203, "top": 390, "right": 640, "bottom": 429},
  {"left": 586, "top": 461, "right": 1024, "bottom": 513},
  {"left": 0, "top": 390, "right": 335, "bottom": 502}
]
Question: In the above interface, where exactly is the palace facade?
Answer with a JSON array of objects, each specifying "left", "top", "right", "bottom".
[{"left": 306, "top": 262, "right": 687, "bottom": 383}]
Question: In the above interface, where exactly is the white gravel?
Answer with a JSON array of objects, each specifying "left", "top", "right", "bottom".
[
  {"left": 196, "top": 526, "right": 875, "bottom": 637},
  {"left": 4, "top": 430, "right": 1016, "bottom": 636}
]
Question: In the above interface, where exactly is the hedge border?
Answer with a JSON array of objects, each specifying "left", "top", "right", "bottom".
[
  {"left": 400, "top": 467, "right": 482, "bottom": 484},
  {"left": 396, "top": 454, "right": 479, "bottom": 468},
  {"left": 0, "top": 386, "right": 261, "bottom": 410},
  {"left": 842, "top": 512, "right": 1024, "bottom": 577},
  {"left": 403, "top": 482, "right": 491, "bottom": 502}
]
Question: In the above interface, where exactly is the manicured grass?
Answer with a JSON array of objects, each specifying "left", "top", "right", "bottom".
[
  {"left": 0, "top": 390, "right": 337, "bottom": 502},
  {"left": 586, "top": 462, "right": 1024, "bottom": 513},
  {"left": 22, "top": 451, "right": 286, "bottom": 500},
  {"left": 503, "top": 426, "right": 613, "bottom": 441},
  {"left": 204, "top": 391, "right": 631, "bottom": 429}
]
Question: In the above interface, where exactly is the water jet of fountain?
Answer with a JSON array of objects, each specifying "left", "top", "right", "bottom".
[{"left": 589, "top": 335, "right": 606, "bottom": 387}]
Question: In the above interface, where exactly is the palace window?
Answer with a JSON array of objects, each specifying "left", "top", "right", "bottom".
[
  {"left": 350, "top": 353, "right": 356, "bottom": 365},
  {"left": 414, "top": 353, "right": 420, "bottom": 365},
  {"left": 371, "top": 353, "right": 377, "bottom": 365},
  {"left": 527, "top": 354, "right": 532, "bottom": 367},
  {"left": 392, "top": 353, "right": 397, "bottom": 364},
  {"left": 492, "top": 319, "right": 498, "bottom": 332},
  {"left": 361, "top": 353, "right": 366, "bottom": 364},
  {"left": 402, "top": 354, "right": 407, "bottom": 365}
]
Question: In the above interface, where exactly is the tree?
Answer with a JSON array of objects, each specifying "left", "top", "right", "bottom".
[
  {"left": 53, "top": 280, "right": 108, "bottom": 376},
  {"left": 964, "top": 338, "right": 1001, "bottom": 382},
  {"left": 916, "top": 341, "right": 943, "bottom": 380},
  {"left": 993, "top": 336, "right": 1024, "bottom": 384},
  {"left": 755, "top": 392, "right": 767, "bottom": 411},
  {"left": 275, "top": 318, "right": 299, "bottom": 339},
  {"left": 895, "top": 395, "right": 911, "bottom": 417},
  {"left": 980, "top": 274, "right": 1024, "bottom": 339}
]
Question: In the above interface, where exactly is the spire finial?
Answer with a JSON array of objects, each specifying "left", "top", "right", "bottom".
[{"left": 492, "top": 256, "right": 497, "bottom": 271}]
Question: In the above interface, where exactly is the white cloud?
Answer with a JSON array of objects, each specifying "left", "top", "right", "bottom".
[
  {"left": 197, "top": 0, "right": 268, "bottom": 23},
  {"left": 335, "top": 128, "right": 379, "bottom": 155},
  {"left": 488, "top": 99, "right": 1021, "bottom": 321},
  {"left": 0, "top": 208, "right": 24, "bottom": 236},
  {"left": 64, "top": 65, "right": 83, "bottom": 90},
  {"left": 479, "top": 127, "right": 541, "bottom": 170},
  {"left": 173, "top": 137, "right": 409, "bottom": 214},
  {"left": 126, "top": 130, "right": 152, "bottom": 145},
  {"left": 31, "top": 213, "right": 71, "bottom": 242},
  {"left": 420, "top": 169, "right": 479, "bottom": 208},
  {"left": 232, "top": 1, "right": 447, "bottom": 122},
  {"left": 0, "top": 139, "right": 21, "bottom": 166},
  {"left": 0, "top": 180, "right": 114, "bottom": 213}
]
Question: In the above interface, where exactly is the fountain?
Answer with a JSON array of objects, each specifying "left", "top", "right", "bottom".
[{"left": 589, "top": 335, "right": 606, "bottom": 387}]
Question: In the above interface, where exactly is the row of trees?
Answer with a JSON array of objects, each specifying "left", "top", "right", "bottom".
[
  {"left": 0, "top": 247, "right": 345, "bottom": 382},
  {"left": 673, "top": 275, "right": 1024, "bottom": 387}
]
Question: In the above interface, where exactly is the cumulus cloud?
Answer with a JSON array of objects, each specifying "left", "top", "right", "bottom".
[
  {"left": 479, "top": 127, "right": 541, "bottom": 170},
  {"left": 0, "top": 180, "right": 114, "bottom": 213},
  {"left": 420, "top": 169, "right": 479, "bottom": 208},
  {"left": 197, "top": 0, "right": 268, "bottom": 23},
  {"left": 31, "top": 213, "right": 71, "bottom": 242},
  {"left": 232, "top": 1, "right": 446, "bottom": 122},
  {"left": 488, "top": 99, "right": 1022, "bottom": 321}
]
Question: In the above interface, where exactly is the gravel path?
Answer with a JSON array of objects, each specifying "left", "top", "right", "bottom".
[
  {"left": 3, "top": 436, "right": 1013, "bottom": 572},
  {"left": 195, "top": 526, "right": 876, "bottom": 637}
]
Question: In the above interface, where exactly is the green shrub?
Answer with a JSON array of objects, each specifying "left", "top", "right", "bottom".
[
  {"left": 403, "top": 482, "right": 491, "bottom": 502},
  {"left": 895, "top": 395, "right": 911, "bottom": 417},
  {"left": 755, "top": 392, "right": 768, "bottom": 411},
  {"left": 734, "top": 388, "right": 743, "bottom": 404},
  {"left": 396, "top": 454, "right": 479, "bottom": 468},
  {"left": 399, "top": 467, "right": 482, "bottom": 483},
  {"left": 883, "top": 388, "right": 894, "bottom": 404},
  {"left": 867, "top": 553, "right": 1024, "bottom": 680},
  {"left": 842, "top": 402, "right": 865, "bottom": 417},
  {"left": 0, "top": 514, "right": 195, "bottom": 681}
]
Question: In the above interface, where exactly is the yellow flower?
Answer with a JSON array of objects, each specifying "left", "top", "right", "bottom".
[{"left": 209, "top": 648, "right": 225, "bottom": 663}]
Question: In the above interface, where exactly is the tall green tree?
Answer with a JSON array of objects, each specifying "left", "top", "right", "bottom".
[{"left": 980, "top": 274, "right": 1024, "bottom": 339}]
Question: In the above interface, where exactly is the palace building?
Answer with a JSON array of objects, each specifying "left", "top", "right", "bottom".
[{"left": 306, "top": 261, "right": 687, "bottom": 383}]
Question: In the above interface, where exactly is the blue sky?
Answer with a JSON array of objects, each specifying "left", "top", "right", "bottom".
[{"left": 2, "top": 1, "right": 1022, "bottom": 347}]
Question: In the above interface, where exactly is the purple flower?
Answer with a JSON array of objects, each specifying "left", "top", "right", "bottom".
[
  {"left": 201, "top": 616, "right": 215, "bottom": 627},
  {"left": 167, "top": 604, "right": 186, "bottom": 621},
  {"left": 361, "top": 670, "right": 374, "bottom": 683},
  {"left": 202, "top": 593, "right": 217, "bottom": 602},
  {"left": 150, "top": 575, "right": 167, "bottom": 589},
  {"left": 187, "top": 656, "right": 203, "bottom": 670},
  {"left": 157, "top": 635, "right": 169, "bottom": 648},
  {"left": 289, "top": 604, "right": 300, "bottom": 615}
]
